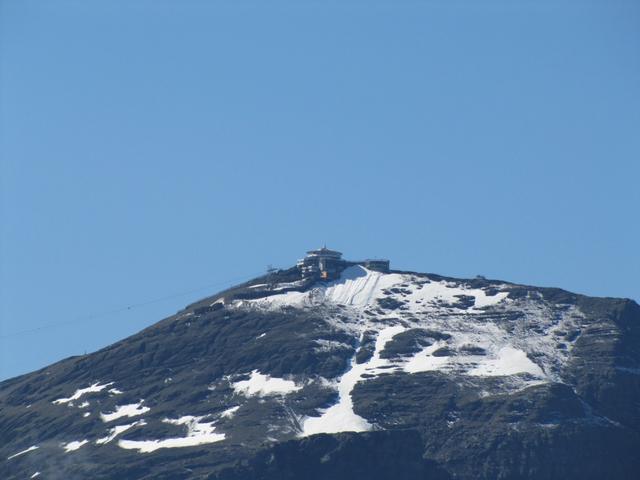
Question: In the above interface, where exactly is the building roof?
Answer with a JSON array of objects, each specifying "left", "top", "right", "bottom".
[{"left": 305, "top": 246, "right": 343, "bottom": 258}]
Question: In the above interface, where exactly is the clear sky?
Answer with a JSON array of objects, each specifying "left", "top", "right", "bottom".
[{"left": 1, "top": 0, "right": 638, "bottom": 381}]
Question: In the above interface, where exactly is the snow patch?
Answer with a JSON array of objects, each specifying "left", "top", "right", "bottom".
[
  {"left": 469, "top": 347, "right": 545, "bottom": 377},
  {"left": 220, "top": 405, "right": 240, "bottom": 418},
  {"left": 7, "top": 445, "right": 39, "bottom": 460},
  {"left": 62, "top": 440, "right": 88, "bottom": 452},
  {"left": 413, "top": 281, "right": 509, "bottom": 311},
  {"left": 402, "top": 335, "right": 546, "bottom": 381},
  {"left": 101, "top": 401, "right": 150, "bottom": 422},
  {"left": 118, "top": 416, "right": 224, "bottom": 453},
  {"left": 322, "top": 266, "right": 388, "bottom": 306},
  {"left": 232, "top": 370, "right": 301, "bottom": 397},
  {"left": 96, "top": 420, "right": 146, "bottom": 445},
  {"left": 404, "top": 341, "right": 451, "bottom": 373},
  {"left": 52, "top": 382, "right": 113, "bottom": 405}
]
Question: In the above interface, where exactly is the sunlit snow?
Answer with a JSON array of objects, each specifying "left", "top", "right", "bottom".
[
  {"left": 220, "top": 405, "right": 240, "bottom": 418},
  {"left": 62, "top": 439, "right": 88, "bottom": 452},
  {"left": 468, "top": 347, "right": 545, "bottom": 377},
  {"left": 96, "top": 420, "right": 147, "bottom": 445},
  {"left": 404, "top": 341, "right": 451, "bottom": 373},
  {"left": 7, "top": 445, "right": 39, "bottom": 460},
  {"left": 404, "top": 343, "right": 546, "bottom": 379},
  {"left": 243, "top": 266, "right": 509, "bottom": 313},
  {"left": 52, "top": 382, "right": 113, "bottom": 405},
  {"left": 100, "top": 402, "right": 150, "bottom": 422},
  {"left": 117, "top": 416, "right": 224, "bottom": 453},
  {"left": 232, "top": 370, "right": 301, "bottom": 397}
]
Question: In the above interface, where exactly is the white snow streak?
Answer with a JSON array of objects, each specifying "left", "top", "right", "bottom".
[
  {"left": 52, "top": 382, "right": 113, "bottom": 405},
  {"left": 118, "top": 416, "right": 224, "bottom": 453},
  {"left": 7, "top": 445, "right": 39, "bottom": 460},
  {"left": 96, "top": 420, "right": 146, "bottom": 445},
  {"left": 100, "top": 402, "right": 150, "bottom": 422},
  {"left": 220, "top": 406, "right": 240, "bottom": 418},
  {"left": 301, "top": 325, "right": 406, "bottom": 436}
]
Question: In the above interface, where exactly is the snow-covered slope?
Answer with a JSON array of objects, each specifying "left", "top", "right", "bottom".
[
  {"left": 245, "top": 265, "right": 508, "bottom": 311},
  {"left": 240, "top": 266, "right": 580, "bottom": 392}
]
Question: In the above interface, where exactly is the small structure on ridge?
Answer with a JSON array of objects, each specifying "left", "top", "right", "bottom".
[{"left": 297, "top": 246, "right": 390, "bottom": 281}]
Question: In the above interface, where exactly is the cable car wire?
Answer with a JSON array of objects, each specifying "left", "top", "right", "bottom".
[{"left": 0, "top": 270, "right": 264, "bottom": 339}]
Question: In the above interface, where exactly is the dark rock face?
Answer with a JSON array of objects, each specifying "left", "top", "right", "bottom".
[
  {"left": 355, "top": 330, "right": 377, "bottom": 364},
  {"left": 354, "top": 375, "right": 640, "bottom": 479},
  {"left": 213, "top": 431, "right": 451, "bottom": 480},
  {"left": 379, "top": 329, "right": 450, "bottom": 359},
  {"left": 1, "top": 266, "right": 639, "bottom": 479}
]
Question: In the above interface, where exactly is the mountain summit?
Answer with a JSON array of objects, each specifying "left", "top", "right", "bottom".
[{"left": 2, "top": 249, "right": 640, "bottom": 479}]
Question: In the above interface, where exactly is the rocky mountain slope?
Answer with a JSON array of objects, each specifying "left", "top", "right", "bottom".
[{"left": 2, "top": 262, "right": 639, "bottom": 479}]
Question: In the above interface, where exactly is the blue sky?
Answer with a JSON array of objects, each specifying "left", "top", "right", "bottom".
[{"left": 1, "top": 0, "right": 639, "bottom": 381}]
